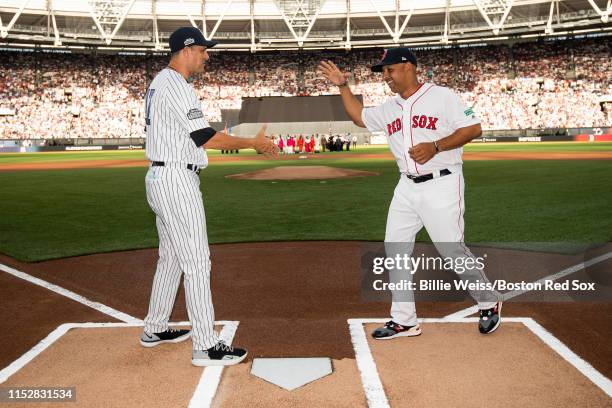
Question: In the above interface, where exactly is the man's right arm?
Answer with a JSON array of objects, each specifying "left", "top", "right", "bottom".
[
  {"left": 318, "top": 60, "right": 366, "bottom": 128},
  {"left": 338, "top": 85, "right": 366, "bottom": 128},
  {"left": 165, "top": 86, "right": 277, "bottom": 157},
  {"left": 204, "top": 125, "right": 278, "bottom": 157}
]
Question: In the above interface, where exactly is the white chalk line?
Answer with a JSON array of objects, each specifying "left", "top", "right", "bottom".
[
  {"left": 0, "top": 319, "right": 238, "bottom": 408},
  {"left": 0, "top": 321, "right": 193, "bottom": 383},
  {"left": 348, "top": 319, "right": 389, "bottom": 408},
  {"left": 0, "top": 322, "right": 72, "bottom": 384},
  {"left": 0, "top": 262, "right": 140, "bottom": 323},
  {"left": 348, "top": 317, "right": 612, "bottom": 407},
  {"left": 444, "top": 251, "right": 612, "bottom": 319},
  {"left": 521, "top": 318, "right": 612, "bottom": 397},
  {"left": 0, "top": 261, "right": 240, "bottom": 406},
  {"left": 189, "top": 321, "right": 240, "bottom": 408}
]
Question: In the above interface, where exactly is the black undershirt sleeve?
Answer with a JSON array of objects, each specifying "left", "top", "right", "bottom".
[{"left": 190, "top": 127, "right": 217, "bottom": 147}]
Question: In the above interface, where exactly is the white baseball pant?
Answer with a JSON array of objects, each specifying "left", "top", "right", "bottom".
[
  {"left": 384, "top": 169, "right": 499, "bottom": 326},
  {"left": 144, "top": 165, "right": 218, "bottom": 350}
]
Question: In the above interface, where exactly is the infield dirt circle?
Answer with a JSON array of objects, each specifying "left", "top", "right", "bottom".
[{"left": 225, "top": 165, "right": 379, "bottom": 180}]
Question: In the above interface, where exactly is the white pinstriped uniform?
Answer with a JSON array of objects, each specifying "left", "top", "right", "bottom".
[
  {"left": 362, "top": 83, "right": 498, "bottom": 326},
  {"left": 143, "top": 67, "right": 218, "bottom": 350}
]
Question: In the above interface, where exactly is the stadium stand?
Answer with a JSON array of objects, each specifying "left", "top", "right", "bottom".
[{"left": 0, "top": 37, "right": 610, "bottom": 139}]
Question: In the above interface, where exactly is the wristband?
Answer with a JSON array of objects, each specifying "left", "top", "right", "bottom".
[{"left": 433, "top": 140, "right": 440, "bottom": 153}]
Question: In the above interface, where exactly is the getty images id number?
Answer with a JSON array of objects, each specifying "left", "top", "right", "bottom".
[{"left": 0, "top": 387, "right": 75, "bottom": 402}]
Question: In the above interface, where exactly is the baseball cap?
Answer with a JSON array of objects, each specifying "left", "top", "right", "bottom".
[
  {"left": 371, "top": 47, "right": 417, "bottom": 72},
  {"left": 169, "top": 26, "right": 217, "bottom": 53}
]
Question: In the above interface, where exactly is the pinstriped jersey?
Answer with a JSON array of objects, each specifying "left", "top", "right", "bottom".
[
  {"left": 145, "top": 68, "right": 209, "bottom": 167},
  {"left": 362, "top": 83, "right": 480, "bottom": 175}
]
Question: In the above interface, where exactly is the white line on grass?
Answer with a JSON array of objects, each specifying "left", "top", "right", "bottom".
[
  {"left": 189, "top": 321, "right": 240, "bottom": 408},
  {"left": 0, "top": 262, "right": 140, "bottom": 323},
  {"left": 444, "top": 251, "right": 612, "bottom": 319},
  {"left": 348, "top": 317, "right": 612, "bottom": 407}
]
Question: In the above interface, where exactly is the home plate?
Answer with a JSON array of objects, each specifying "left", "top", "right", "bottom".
[{"left": 250, "top": 358, "right": 333, "bottom": 391}]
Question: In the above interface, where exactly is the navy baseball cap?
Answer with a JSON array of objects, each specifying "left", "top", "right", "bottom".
[
  {"left": 371, "top": 47, "right": 417, "bottom": 72},
  {"left": 169, "top": 26, "right": 217, "bottom": 53}
]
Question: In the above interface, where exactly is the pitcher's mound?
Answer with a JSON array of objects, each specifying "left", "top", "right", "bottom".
[{"left": 226, "top": 165, "right": 379, "bottom": 180}]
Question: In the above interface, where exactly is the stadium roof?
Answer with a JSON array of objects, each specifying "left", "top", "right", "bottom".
[{"left": 0, "top": 0, "right": 610, "bottom": 51}]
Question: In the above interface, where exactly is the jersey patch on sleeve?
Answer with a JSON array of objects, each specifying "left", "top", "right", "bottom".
[
  {"left": 464, "top": 107, "right": 474, "bottom": 117},
  {"left": 187, "top": 108, "right": 204, "bottom": 120}
]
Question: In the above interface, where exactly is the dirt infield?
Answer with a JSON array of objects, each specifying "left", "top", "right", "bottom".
[
  {"left": 1, "top": 242, "right": 611, "bottom": 406},
  {"left": 1, "top": 326, "right": 199, "bottom": 408},
  {"left": 1, "top": 243, "right": 610, "bottom": 376},
  {"left": 366, "top": 321, "right": 611, "bottom": 407},
  {"left": 1, "top": 150, "right": 611, "bottom": 171}
]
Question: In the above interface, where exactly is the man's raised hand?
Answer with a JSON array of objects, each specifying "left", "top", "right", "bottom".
[{"left": 318, "top": 60, "right": 350, "bottom": 86}]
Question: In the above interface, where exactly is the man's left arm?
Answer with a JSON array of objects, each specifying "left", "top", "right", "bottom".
[
  {"left": 408, "top": 123, "right": 481, "bottom": 165},
  {"left": 409, "top": 90, "right": 481, "bottom": 165}
]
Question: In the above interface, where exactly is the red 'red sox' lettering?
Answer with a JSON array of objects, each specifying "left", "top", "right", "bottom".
[
  {"left": 411, "top": 115, "right": 438, "bottom": 130},
  {"left": 386, "top": 118, "right": 402, "bottom": 136}
]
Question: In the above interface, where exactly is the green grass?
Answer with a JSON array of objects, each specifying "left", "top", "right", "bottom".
[
  {"left": 1, "top": 142, "right": 610, "bottom": 165},
  {"left": 0, "top": 150, "right": 147, "bottom": 164},
  {"left": 464, "top": 142, "right": 612, "bottom": 152},
  {"left": 0, "top": 149, "right": 253, "bottom": 164},
  {"left": 0, "top": 156, "right": 610, "bottom": 262}
]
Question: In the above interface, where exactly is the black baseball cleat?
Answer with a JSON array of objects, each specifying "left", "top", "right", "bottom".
[
  {"left": 372, "top": 321, "right": 422, "bottom": 340},
  {"left": 192, "top": 341, "right": 248, "bottom": 366},
  {"left": 140, "top": 328, "right": 191, "bottom": 347},
  {"left": 479, "top": 302, "right": 502, "bottom": 334}
]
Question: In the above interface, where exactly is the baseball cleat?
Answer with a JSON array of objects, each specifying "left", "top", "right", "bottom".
[
  {"left": 479, "top": 302, "right": 502, "bottom": 334},
  {"left": 372, "top": 321, "right": 422, "bottom": 340},
  {"left": 140, "top": 328, "right": 191, "bottom": 347},
  {"left": 192, "top": 341, "right": 248, "bottom": 366}
]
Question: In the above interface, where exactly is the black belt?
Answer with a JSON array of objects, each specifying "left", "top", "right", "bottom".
[
  {"left": 151, "top": 161, "right": 201, "bottom": 175},
  {"left": 406, "top": 169, "right": 451, "bottom": 183}
]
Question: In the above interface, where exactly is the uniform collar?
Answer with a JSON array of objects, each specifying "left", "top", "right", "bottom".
[{"left": 396, "top": 82, "right": 429, "bottom": 103}]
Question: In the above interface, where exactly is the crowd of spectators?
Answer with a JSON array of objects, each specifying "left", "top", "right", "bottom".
[
  {"left": 0, "top": 37, "right": 609, "bottom": 139},
  {"left": 0, "top": 51, "right": 146, "bottom": 139},
  {"left": 272, "top": 133, "right": 356, "bottom": 154}
]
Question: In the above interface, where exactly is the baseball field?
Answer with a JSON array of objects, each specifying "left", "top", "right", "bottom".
[
  {"left": 1, "top": 142, "right": 611, "bottom": 262},
  {"left": 0, "top": 141, "right": 611, "bottom": 407}
]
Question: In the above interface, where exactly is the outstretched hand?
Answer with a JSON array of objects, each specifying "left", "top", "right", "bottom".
[
  {"left": 318, "top": 60, "right": 350, "bottom": 86},
  {"left": 253, "top": 125, "right": 279, "bottom": 159}
]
